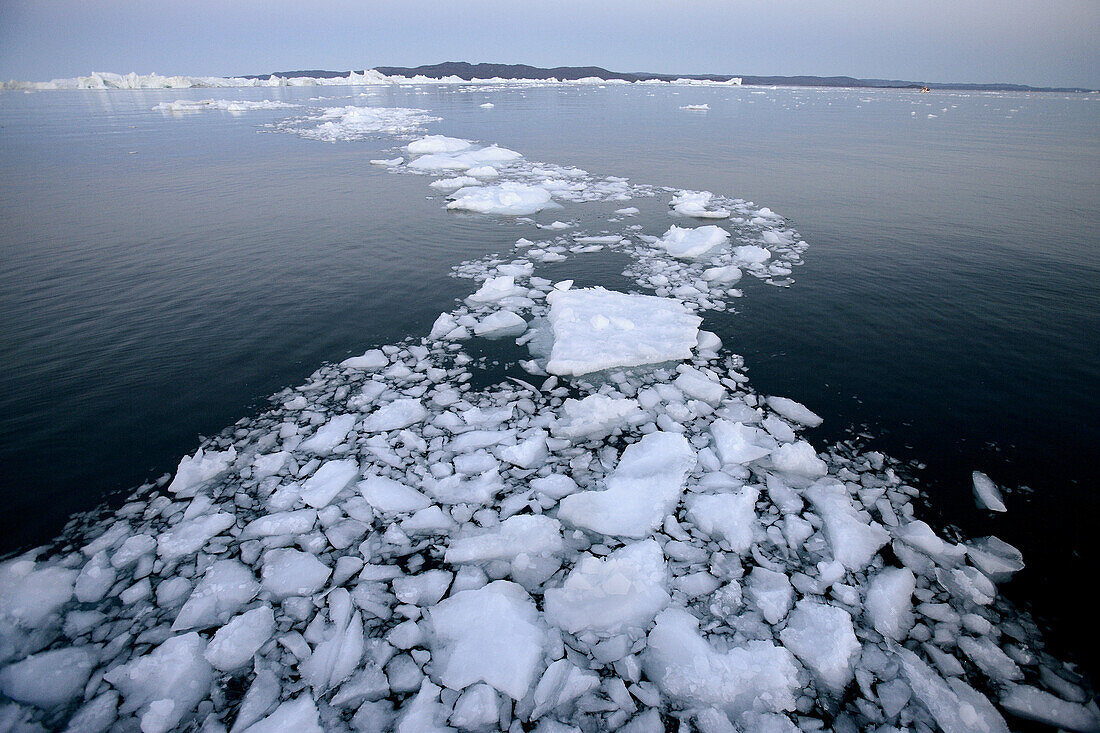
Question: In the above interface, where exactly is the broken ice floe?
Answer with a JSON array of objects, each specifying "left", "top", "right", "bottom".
[{"left": 0, "top": 89, "right": 1095, "bottom": 733}]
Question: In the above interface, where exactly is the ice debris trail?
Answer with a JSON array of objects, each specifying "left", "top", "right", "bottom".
[{"left": 0, "top": 97, "right": 1097, "bottom": 733}]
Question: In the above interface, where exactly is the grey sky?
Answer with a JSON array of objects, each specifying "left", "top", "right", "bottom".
[{"left": 1, "top": 0, "right": 1096, "bottom": 88}]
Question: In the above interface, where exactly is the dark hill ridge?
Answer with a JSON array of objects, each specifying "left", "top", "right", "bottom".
[{"left": 247, "top": 62, "right": 1092, "bottom": 92}]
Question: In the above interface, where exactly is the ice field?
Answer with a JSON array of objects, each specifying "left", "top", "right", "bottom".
[{"left": 1, "top": 77, "right": 1098, "bottom": 732}]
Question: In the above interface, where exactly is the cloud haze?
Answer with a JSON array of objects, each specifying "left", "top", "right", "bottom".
[{"left": 0, "top": 0, "right": 1096, "bottom": 87}]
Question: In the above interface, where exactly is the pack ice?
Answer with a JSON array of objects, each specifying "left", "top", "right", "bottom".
[{"left": 0, "top": 87, "right": 1094, "bottom": 733}]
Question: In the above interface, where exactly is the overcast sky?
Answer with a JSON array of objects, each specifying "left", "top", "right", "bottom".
[{"left": 1, "top": 0, "right": 1097, "bottom": 88}]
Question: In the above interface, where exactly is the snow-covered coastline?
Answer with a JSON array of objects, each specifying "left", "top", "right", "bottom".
[{"left": 0, "top": 98, "right": 1096, "bottom": 733}]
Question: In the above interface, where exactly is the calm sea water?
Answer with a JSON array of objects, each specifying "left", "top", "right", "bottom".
[{"left": 1, "top": 83, "right": 1097, "bottom": 670}]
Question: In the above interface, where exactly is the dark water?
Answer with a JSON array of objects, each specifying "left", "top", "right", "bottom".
[{"left": 1, "top": 84, "right": 1097, "bottom": 671}]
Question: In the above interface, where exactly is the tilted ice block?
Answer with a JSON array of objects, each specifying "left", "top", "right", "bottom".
[
  {"left": 780, "top": 599, "right": 860, "bottom": 695},
  {"left": 971, "top": 471, "right": 1008, "bottom": 512},
  {"left": 545, "top": 288, "right": 701, "bottom": 376},
  {"left": 765, "top": 396, "right": 823, "bottom": 428},
  {"left": 299, "top": 459, "right": 359, "bottom": 508}
]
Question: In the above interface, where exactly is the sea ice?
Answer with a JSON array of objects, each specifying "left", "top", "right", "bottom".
[
  {"left": 965, "top": 536, "right": 1025, "bottom": 582},
  {"left": 426, "top": 581, "right": 547, "bottom": 700},
  {"left": 406, "top": 135, "right": 472, "bottom": 154},
  {"left": 0, "top": 647, "right": 95, "bottom": 709},
  {"left": 544, "top": 288, "right": 701, "bottom": 376},
  {"left": 765, "top": 396, "right": 823, "bottom": 428},
  {"left": 670, "top": 191, "right": 730, "bottom": 219},
  {"left": 551, "top": 394, "right": 644, "bottom": 441},
  {"left": 298, "top": 458, "right": 359, "bottom": 508},
  {"left": 363, "top": 399, "right": 428, "bottom": 432},
  {"left": 445, "top": 514, "right": 563, "bottom": 564},
  {"left": 358, "top": 475, "right": 432, "bottom": 514},
  {"left": 102, "top": 632, "right": 214, "bottom": 733},
  {"left": 864, "top": 567, "right": 916, "bottom": 641},
  {"left": 685, "top": 487, "right": 759, "bottom": 553},
  {"left": 172, "top": 559, "right": 259, "bottom": 631},
  {"left": 447, "top": 183, "right": 556, "bottom": 215},
  {"left": 804, "top": 479, "right": 889, "bottom": 571},
  {"left": 260, "top": 549, "right": 331, "bottom": 600},
  {"left": 204, "top": 605, "right": 275, "bottom": 672},
  {"left": 643, "top": 608, "right": 799, "bottom": 721},
  {"left": 558, "top": 432, "right": 695, "bottom": 538},
  {"left": 972, "top": 471, "right": 1007, "bottom": 512},
  {"left": 655, "top": 225, "right": 729, "bottom": 259},
  {"left": 779, "top": 599, "right": 860, "bottom": 695},
  {"left": 543, "top": 540, "right": 670, "bottom": 635}
]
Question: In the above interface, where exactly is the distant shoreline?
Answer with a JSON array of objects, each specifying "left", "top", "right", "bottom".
[{"left": 254, "top": 62, "right": 1095, "bottom": 93}]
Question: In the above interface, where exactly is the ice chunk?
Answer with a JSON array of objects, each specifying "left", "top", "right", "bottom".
[
  {"left": 190, "top": 605, "right": 271, "bottom": 672},
  {"left": 685, "top": 487, "right": 759, "bottom": 553},
  {"left": 300, "top": 589, "right": 365, "bottom": 694},
  {"left": 765, "top": 396, "right": 823, "bottom": 428},
  {"left": 167, "top": 447, "right": 236, "bottom": 497},
  {"left": 733, "top": 245, "right": 771, "bottom": 264},
  {"left": 655, "top": 225, "right": 729, "bottom": 259},
  {"left": 363, "top": 399, "right": 428, "bottom": 432},
  {"left": 446, "top": 514, "right": 562, "bottom": 564},
  {"left": 393, "top": 570, "right": 453, "bottom": 606},
  {"left": 75, "top": 552, "right": 116, "bottom": 603},
  {"left": 865, "top": 567, "right": 916, "bottom": 641},
  {"left": 426, "top": 581, "right": 547, "bottom": 700},
  {"left": 894, "top": 643, "right": 1009, "bottom": 733},
  {"left": 558, "top": 432, "right": 695, "bottom": 538},
  {"left": 779, "top": 600, "right": 860, "bottom": 694},
  {"left": 407, "top": 135, "right": 472, "bottom": 154},
  {"left": 957, "top": 636, "right": 1023, "bottom": 682},
  {"left": 341, "top": 348, "right": 388, "bottom": 370},
  {"left": 674, "top": 366, "right": 725, "bottom": 405},
  {"left": 966, "top": 536, "right": 1025, "bottom": 583},
  {"left": 239, "top": 695, "right": 323, "bottom": 733},
  {"left": 103, "top": 632, "right": 214, "bottom": 733},
  {"left": 744, "top": 567, "right": 794, "bottom": 624},
  {"left": 804, "top": 480, "right": 889, "bottom": 571},
  {"left": 299, "top": 459, "right": 359, "bottom": 508},
  {"left": 450, "top": 683, "right": 499, "bottom": 729},
  {"left": 241, "top": 509, "right": 317, "bottom": 538},
  {"left": 171, "top": 565, "right": 253, "bottom": 633},
  {"left": 497, "top": 431, "right": 548, "bottom": 469},
  {"left": 260, "top": 549, "right": 331, "bottom": 600},
  {"left": 545, "top": 288, "right": 701, "bottom": 376},
  {"left": 710, "top": 419, "right": 772, "bottom": 465},
  {"left": 529, "top": 659, "right": 600, "bottom": 720},
  {"left": 447, "top": 183, "right": 556, "bottom": 215},
  {"left": 422, "top": 469, "right": 502, "bottom": 505},
  {"left": 701, "top": 265, "right": 742, "bottom": 283},
  {"left": 670, "top": 191, "right": 730, "bottom": 219},
  {"left": 0, "top": 647, "right": 95, "bottom": 709},
  {"left": 544, "top": 540, "right": 670, "bottom": 635},
  {"left": 299, "top": 415, "right": 356, "bottom": 453},
  {"left": 157, "top": 512, "right": 235, "bottom": 560},
  {"left": 530, "top": 474, "right": 578, "bottom": 500},
  {"left": 551, "top": 394, "right": 643, "bottom": 442},
  {"left": 643, "top": 608, "right": 798, "bottom": 720},
  {"left": 467, "top": 275, "right": 528, "bottom": 303},
  {"left": 770, "top": 441, "right": 827, "bottom": 480},
  {"left": 971, "top": 471, "right": 1007, "bottom": 512},
  {"left": 358, "top": 475, "right": 432, "bottom": 514},
  {"left": 474, "top": 310, "right": 527, "bottom": 338},
  {"left": 1000, "top": 684, "right": 1100, "bottom": 732}
]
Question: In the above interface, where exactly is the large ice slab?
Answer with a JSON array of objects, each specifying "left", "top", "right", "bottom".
[
  {"left": 643, "top": 608, "right": 799, "bottom": 722},
  {"left": 544, "top": 288, "right": 701, "bottom": 376},
  {"left": 544, "top": 540, "right": 670, "bottom": 635},
  {"left": 655, "top": 225, "right": 729, "bottom": 259},
  {"left": 426, "top": 581, "right": 547, "bottom": 700},
  {"left": 558, "top": 431, "right": 695, "bottom": 538},
  {"left": 446, "top": 183, "right": 555, "bottom": 215},
  {"left": 779, "top": 599, "right": 860, "bottom": 694}
]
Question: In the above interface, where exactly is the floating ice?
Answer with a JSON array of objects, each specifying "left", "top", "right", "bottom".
[
  {"left": 358, "top": 474, "right": 432, "bottom": 514},
  {"left": 864, "top": 566, "right": 916, "bottom": 641},
  {"left": 966, "top": 536, "right": 1025, "bottom": 583},
  {"left": 544, "top": 540, "right": 670, "bottom": 635},
  {"left": 299, "top": 106, "right": 441, "bottom": 142},
  {"left": 173, "top": 559, "right": 259, "bottom": 631},
  {"left": 363, "top": 398, "right": 428, "bottom": 432},
  {"left": 670, "top": 190, "right": 730, "bottom": 218},
  {"left": 406, "top": 135, "right": 472, "bottom": 154},
  {"left": 643, "top": 608, "right": 799, "bottom": 721},
  {"left": 972, "top": 470, "right": 1008, "bottom": 512},
  {"left": 426, "top": 580, "right": 547, "bottom": 700},
  {"left": 680, "top": 103, "right": 711, "bottom": 111},
  {"left": 805, "top": 479, "right": 889, "bottom": 570},
  {"left": 685, "top": 487, "right": 759, "bottom": 553},
  {"left": 655, "top": 225, "right": 729, "bottom": 259},
  {"left": 447, "top": 183, "right": 556, "bottom": 215},
  {"left": 544, "top": 288, "right": 701, "bottom": 375},
  {"left": 153, "top": 99, "right": 298, "bottom": 113},
  {"left": 558, "top": 431, "right": 695, "bottom": 537},
  {"left": 1000, "top": 684, "right": 1100, "bottom": 731},
  {"left": 102, "top": 632, "right": 214, "bottom": 733},
  {"left": 551, "top": 393, "right": 644, "bottom": 441},
  {"left": 765, "top": 396, "right": 823, "bottom": 428},
  {"left": 260, "top": 549, "right": 331, "bottom": 600},
  {"left": 298, "top": 458, "right": 359, "bottom": 508},
  {"left": 780, "top": 599, "right": 860, "bottom": 695},
  {"left": 445, "top": 514, "right": 563, "bottom": 564},
  {"left": 204, "top": 605, "right": 275, "bottom": 672},
  {"left": 167, "top": 446, "right": 236, "bottom": 497},
  {"left": 0, "top": 647, "right": 95, "bottom": 709}
]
